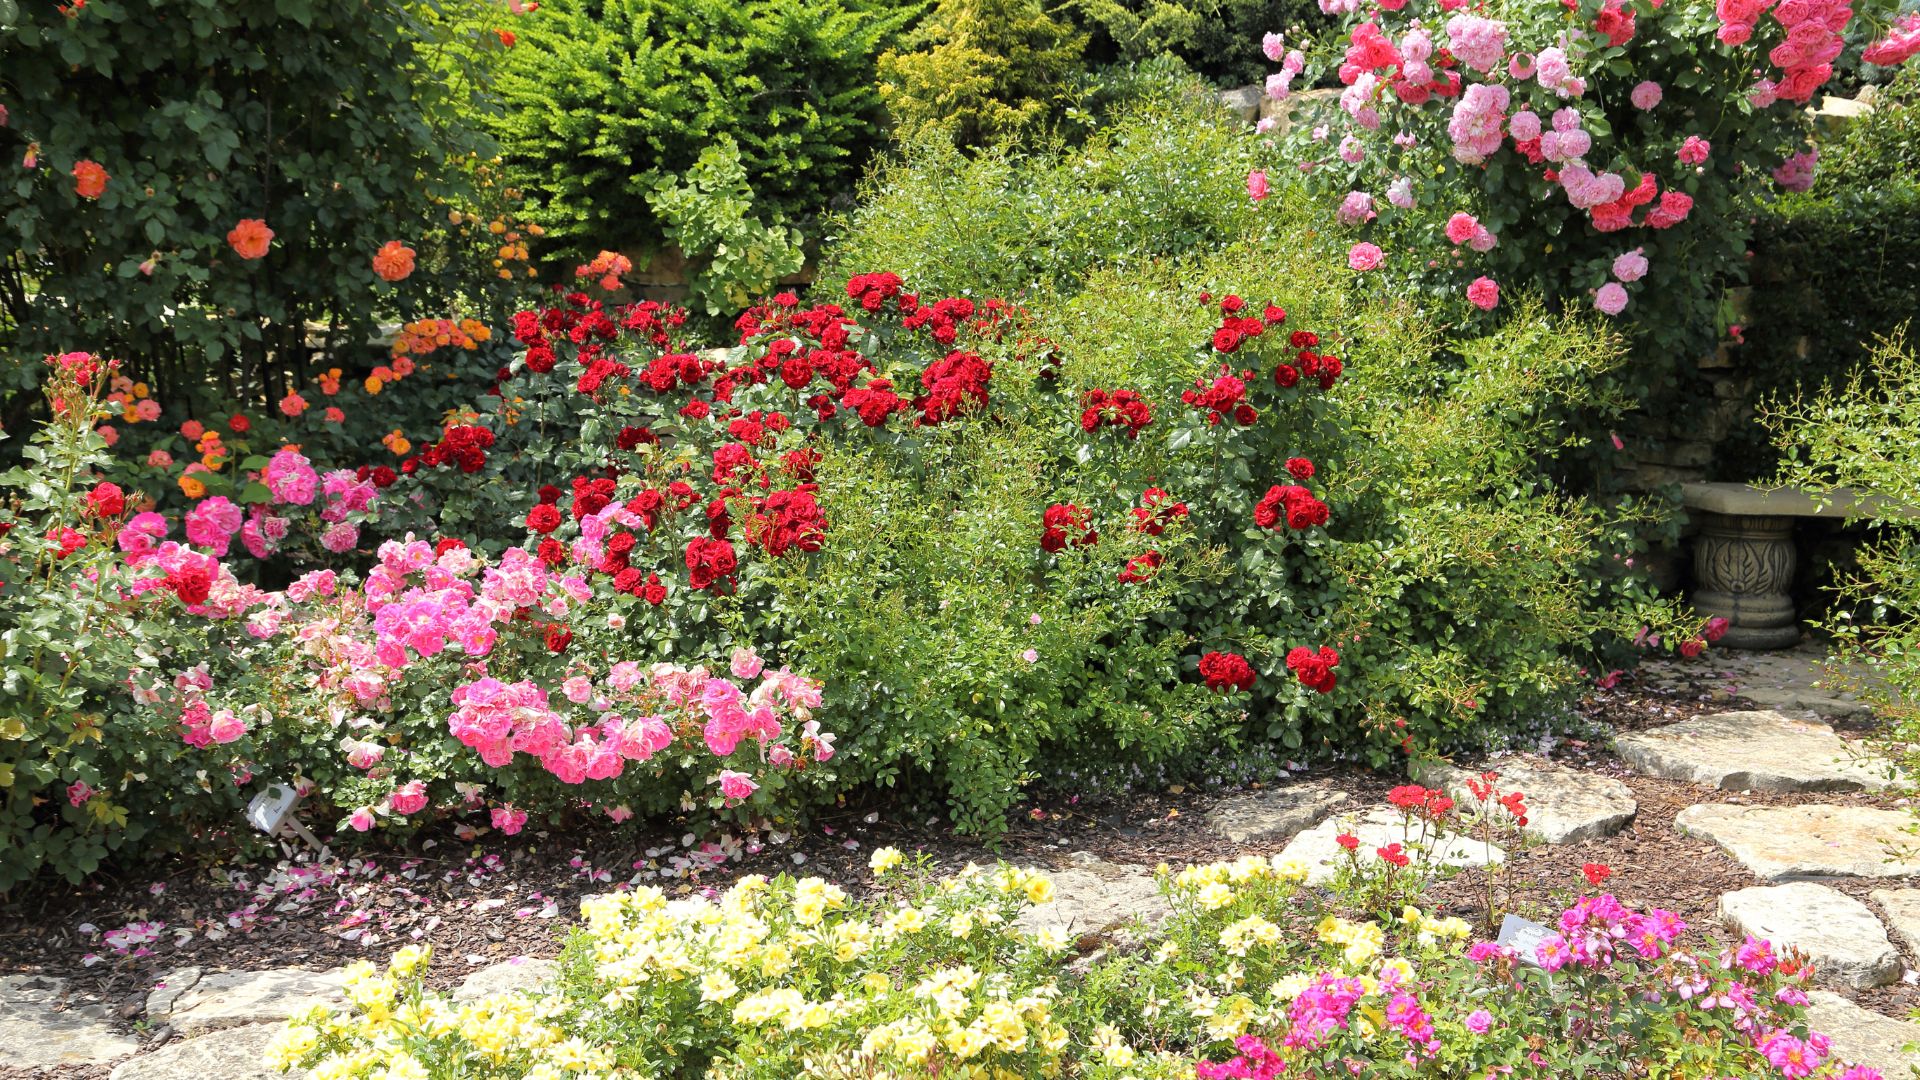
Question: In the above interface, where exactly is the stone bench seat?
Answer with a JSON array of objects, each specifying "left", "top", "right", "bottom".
[{"left": 1681, "top": 482, "right": 1904, "bottom": 650}]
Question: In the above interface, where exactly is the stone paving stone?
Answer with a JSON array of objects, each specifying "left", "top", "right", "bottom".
[
  {"left": 148, "top": 967, "right": 347, "bottom": 1037},
  {"left": 1203, "top": 785, "right": 1348, "bottom": 845},
  {"left": 1015, "top": 852, "right": 1169, "bottom": 939},
  {"left": 1279, "top": 808, "right": 1502, "bottom": 886},
  {"left": 1869, "top": 888, "right": 1920, "bottom": 961},
  {"left": 108, "top": 1022, "right": 300, "bottom": 1080},
  {"left": 454, "top": 957, "right": 558, "bottom": 1002},
  {"left": 0, "top": 974, "right": 141, "bottom": 1069},
  {"left": 1416, "top": 758, "right": 1636, "bottom": 844},
  {"left": 1675, "top": 803, "right": 1920, "bottom": 881},
  {"left": 1718, "top": 882, "right": 1901, "bottom": 989},
  {"left": 1616, "top": 711, "right": 1898, "bottom": 792},
  {"left": 1805, "top": 991, "right": 1920, "bottom": 1074}
]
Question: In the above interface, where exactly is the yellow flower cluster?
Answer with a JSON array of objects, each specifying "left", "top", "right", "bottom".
[
  {"left": 1316, "top": 915, "right": 1387, "bottom": 967},
  {"left": 266, "top": 945, "right": 616, "bottom": 1080}
]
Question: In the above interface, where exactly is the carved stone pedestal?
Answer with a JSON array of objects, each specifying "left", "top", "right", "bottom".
[{"left": 1691, "top": 511, "right": 1800, "bottom": 650}]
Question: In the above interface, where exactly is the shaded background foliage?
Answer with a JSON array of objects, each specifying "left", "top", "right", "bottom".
[{"left": 0, "top": 0, "right": 510, "bottom": 423}]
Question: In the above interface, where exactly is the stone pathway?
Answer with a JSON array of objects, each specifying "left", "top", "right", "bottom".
[
  {"left": 1616, "top": 651, "right": 1920, "bottom": 1069},
  {"left": 0, "top": 975, "right": 139, "bottom": 1070}
]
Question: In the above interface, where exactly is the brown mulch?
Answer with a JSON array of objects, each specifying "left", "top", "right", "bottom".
[{"left": 4, "top": 661, "right": 1918, "bottom": 1078}]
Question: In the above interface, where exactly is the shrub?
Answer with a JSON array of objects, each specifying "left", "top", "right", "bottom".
[
  {"left": 821, "top": 86, "right": 1263, "bottom": 299},
  {"left": 877, "top": 0, "right": 1092, "bottom": 148},
  {"left": 1767, "top": 334, "right": 1920, "bottom": 764},
  {"left": 647, "top": 142, "right": 806, "bottom": 327},
  {"left": 268, "top": 820, "right": 1882, "bottom": 1078},
  {"left": 485, "top": 0, "right": 909, "bottom": 257},
  {"left": 0, "top": 0, "right": 509, "bottom": 408},
  {"left": 1262, "top": 0, "right": 1920, "bottom": 428},
  {"left": 1732, "top": 64, "right": 1920, "bottom": 477}
]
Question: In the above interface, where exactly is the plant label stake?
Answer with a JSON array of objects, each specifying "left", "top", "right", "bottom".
[
  {"left": 1495, "top": 912, "right": 1554, "bottom": 967},
  {"left": 246, "top": 781, "right": 331, "bottom": 861}
]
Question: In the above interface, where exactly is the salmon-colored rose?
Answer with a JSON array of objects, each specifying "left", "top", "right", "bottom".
[
  {"left": 371, "top": 240, "right": 416, "bottom": 282},
  {"left": 72, "top": 160, "right": 108, "bottom": 199},
  {"left": 227, "top": 218, "right": 274, "bottom": 260}
]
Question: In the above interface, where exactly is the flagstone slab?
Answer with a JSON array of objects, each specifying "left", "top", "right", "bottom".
[
  {"left": 454, "top": 957, "right": 557, "bottom": 1002},
  {"left": 148, "top": 967, "right": 347, "bottom": 1037},
  {"left": 1015, "top": 852, "right": 1169, "bottom": 939},
  {"left": 1675, "top": 803, "right": 1920, "bottom": 881},
  {"left": 1616, "top": 711, "right": 1897, "bottom": 792},
  {"left": 1279, "top": 808, "right": 1503, "bottom": 886},
  {"left": 0, "top": 974, "right": 140, "bottom": 1068},
  {"left": 1870, "top": 888, "right": 1920, "bottom": 960},
  {"left": 1416, "top": 758, "right": 1636, "bottom": 844},
  {"left": 1719, "top": 882, "right": 1900, "bottom": 989},
  {"left": 109, "top": 1022, "right": 299, "bottom": 1080},
  {"left": 1204, "top": 785, "right": 1348, "bottom": 845},
  {"left": 1806, "top": 991, "right": 1920, "bottom": 1074}
]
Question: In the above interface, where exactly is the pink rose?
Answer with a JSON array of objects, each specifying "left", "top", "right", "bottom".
[
  {"left": 1347, "top": 242, "right": 1383, "bottom": 271},
  {"left": 207, "top": 709, "right": 246, "bottom": 744},
  {"left": 491, "top": 805, "right": 528, "bottom": 835},
  {"left": 347, "top": 807, "right": 377, "bottom": 832},
  {"left": 1630, "top": 81, "right": 1663, "bottom": 110},
  {"left": 717, "top": 770, "right": 758, "bottom": 801},
  {"left": 1595, "top": 282, "right": 1630, "bottom": 316},
  {"left": 389, "top": 780, "right": 429, "bottom": 816},
  {"left": 1247, "top": 169, "right": 1270, "bottom": 202},
  {"left": 1467, "top": 276, "right": 1500, "bottom": 311}
]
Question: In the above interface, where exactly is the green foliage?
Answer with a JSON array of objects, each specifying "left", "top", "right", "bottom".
[
  {"left": 876, "top": 0, "right": 1091, "bottom": 149},
  {"left": 822, "top": 84, "right": 1259, "bottom": 298},
  {"left": 0, "top": 0, "right": 507, "bottom": 408},
  {"left": 1734, "top": 65, "right": 1920, "bottom": 478},
  {"left": 647, "top": 142, "right": 805, "bottom": 325},
  {"left": 1070, "top": 0, "right": 1325, "bottom": 86},
  {"left": 486, "top": 0, "right": 909, "bottom": 258},
  {"left": 1767, "top": 333, "right": 1920, "bottom": 759}
]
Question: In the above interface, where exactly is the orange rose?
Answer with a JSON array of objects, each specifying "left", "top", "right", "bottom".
[
  {"left": 72, "top": 160, "right": 108, "bottom": 199},
  {"left": 178, "top": 475, "right": 206, "bottom": 498},
  {"left": 372, "top": 240, "right": 416, "bottom": 282},
  {"left": 227, "top": 218, "right": 273, "bottom": 260}
]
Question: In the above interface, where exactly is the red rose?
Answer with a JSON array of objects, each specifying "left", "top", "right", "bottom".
[
  {"left": 1582, "top": 862, "right": 1612, "bottom": 887},
  {"left": 1197, "top": 650, "right": 1256, "bottom": 693},
  {"left": 641, "top": 573, "right": 667, "bottom": 605},
  {"left": 435, "top": 537, "right": 467, "bottom": 556},
  {"left": 370, "top": 466, "right": 397, "bottom": 487},
  {"left": 526, "top": 504, "right": 563, "bottom": 534},
  {"left": 1286, "top": 645, "right": 1341, "bottom": 693},
  {"left": 536, "top": 537, "right": 567, "bottom": 566},
  {"left": 229, "top": 414, "right": 251, "bottom": 433},
  {"left": 1211, "top": 327, "right": 1243, "bottom": 353},
  {"left": 1335, "top": 833, "right": 1360, "bottom": 852},
  {"left": 86, "top": 481, "right": 125, "bottom": 517},
  {"left": 1285, "top": 457, "right": 1315, "bottom": 481},
  {"left": 544, "top": 624, "right": 572, "bottom": 652}
]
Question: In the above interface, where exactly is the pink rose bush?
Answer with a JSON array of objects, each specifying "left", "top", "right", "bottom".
[{"left": 1259, "top": 0, "right": 1917, "bottom": 352}]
